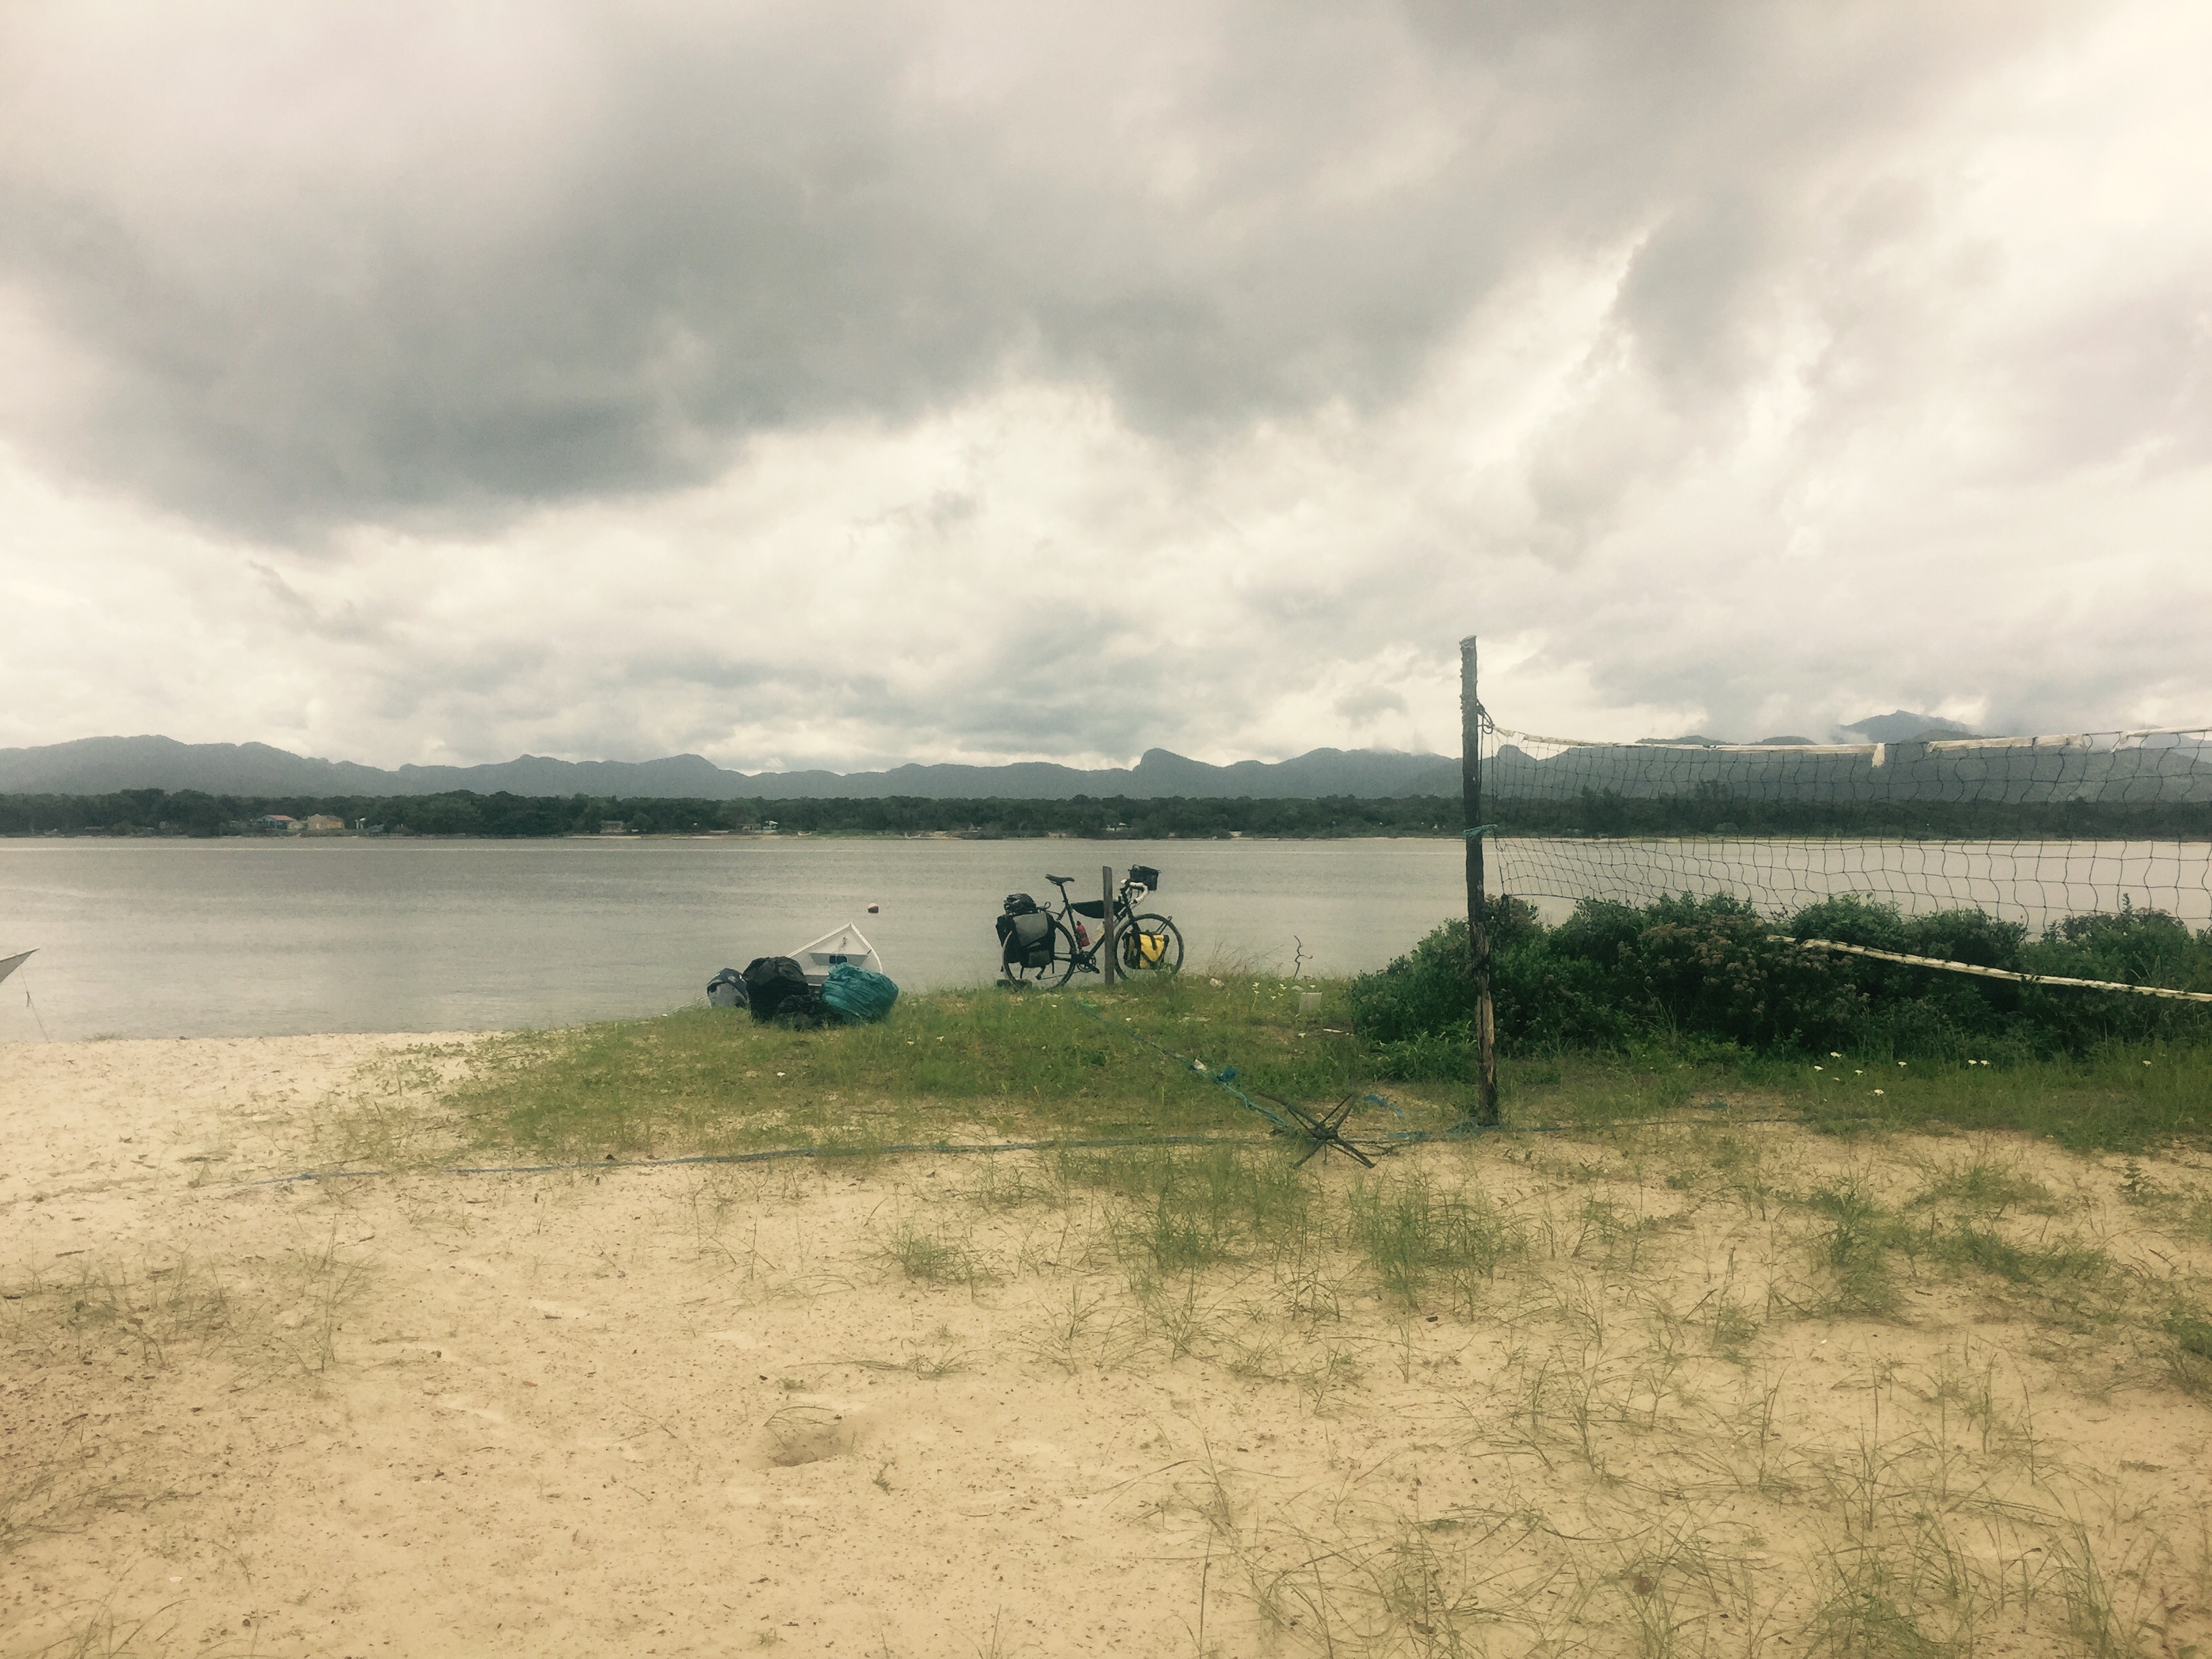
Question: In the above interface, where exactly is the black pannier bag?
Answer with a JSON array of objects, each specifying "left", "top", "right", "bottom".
[
  {"left": 1126, "top": 865, "right": 1161, "bottom": 892},
  {"left": 706, "top": 967, "right": 748, "bottom": 1008},
  {"left": 741, "top": 956, "right": 819, "bottom": 1024},
  {"left": 995, "top": 910, "right": 1055, "bottom": 966}
]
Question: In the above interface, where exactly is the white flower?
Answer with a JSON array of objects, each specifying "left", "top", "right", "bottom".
[
  {"left": 1813, "top": 1065, "right": 1823, "bottom": 1071},
  {"left": 1873, "top": 1088, "right": 1885, "bottom": 1095}
]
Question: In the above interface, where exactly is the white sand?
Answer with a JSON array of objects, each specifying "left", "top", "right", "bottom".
[{"left": 4, "top": 1035, "right": 2211, "bottom": 1656}]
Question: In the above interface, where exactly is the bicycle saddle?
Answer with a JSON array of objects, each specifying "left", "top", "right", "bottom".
[{"left": 1045, "top": 874, "right": 1073, "bottom": 886}]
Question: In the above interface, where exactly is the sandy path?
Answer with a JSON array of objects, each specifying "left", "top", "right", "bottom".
[{"left": 5, "top": 1036, "right": 2211, "bottom": 1657}]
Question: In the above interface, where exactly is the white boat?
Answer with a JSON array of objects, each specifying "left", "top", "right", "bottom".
[
  {"left": 0, "top": 949, "right": 32, "bottom": 988},
  {"left": 792, "top": 924, "right": 884, "bottom": 986}
]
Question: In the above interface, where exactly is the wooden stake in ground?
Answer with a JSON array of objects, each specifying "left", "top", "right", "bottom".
[
  {"left": 1461, "top": 636, "right": 1499, "bottom": 1126},
  {"left": 1101, "top": 864, "right": 1118, "bottom": 985}
]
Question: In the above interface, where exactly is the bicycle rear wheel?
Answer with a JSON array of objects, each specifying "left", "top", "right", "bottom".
[
  {"left": 1002, "top": 917, "right": 1078, "bottom": 989},
  {"left": 1116, "top": 912, "right": 1183, "bottom": 977}
]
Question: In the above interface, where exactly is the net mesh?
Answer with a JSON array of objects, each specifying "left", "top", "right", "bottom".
[{"left": 1480, "top": 721, "right": 2212, "bottom": 933}]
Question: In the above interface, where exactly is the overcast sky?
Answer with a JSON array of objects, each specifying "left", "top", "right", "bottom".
[{"left": 2, "top": 1, "right": 2207, "bottom": 772}]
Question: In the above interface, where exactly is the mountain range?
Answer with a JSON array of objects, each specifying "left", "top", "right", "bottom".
[
  {"left": 0, "top": 712, "right": 2030, "bottom": 802},
  {"left": 0, "top": 735, "right": 1467, "bottom": 800}
]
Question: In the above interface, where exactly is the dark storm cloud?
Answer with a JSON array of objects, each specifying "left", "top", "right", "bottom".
[{"left": 0, "top": 0, "right": 2039, "bottom": 538}]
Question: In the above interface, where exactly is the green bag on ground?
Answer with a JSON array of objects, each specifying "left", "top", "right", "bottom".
[{"left": 821, "top": 963, "right": 899, "bottom": 1023}]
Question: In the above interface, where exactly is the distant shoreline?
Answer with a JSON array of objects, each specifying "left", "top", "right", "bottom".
[
  {"left": 0, "top": 827, "right": 1460, "bottom": 843},
  {"left": 7, "top": 785, "right": 2207, "bottom": 842}
]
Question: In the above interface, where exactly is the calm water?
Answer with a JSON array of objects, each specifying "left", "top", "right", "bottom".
[
  {"left": 0, "top": 838, "right": 1469, "bottom": 1040},
  {"left": 5, "top": 836, "right": 2204, "bottom": 1042}
]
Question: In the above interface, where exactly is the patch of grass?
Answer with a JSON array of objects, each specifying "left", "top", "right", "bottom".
[
  {"left": 268, "top": 1226, "right": 373, "bottom": 1378},
  {"left": 1223, "top": 1336, "right": 1364, "bottom": 1412},
  {"left": 1502, "top": 1041, "right": 2212, "bottom": 1155},
  {"left": 1128, "top": 1267, "right": 1219, "bottom": 1362},
  {"left": 1044, "top": 1142, "right": 1318, "bottom": 1285},
  {"left": 1909, "top": 1155, "right": 2057, "bottom": 1218},
  {"left": 2053, "top": 1526, "right": 2155, "bottom": 1659},
  {"left": 442, "top": 975, "right": 1454, "bottom": 1162},
  {"left": 1929, "top": 1226, "right": 2108, "bottom": 1291},
  {"left": 1799, "top": 1045, "right": 2212, "bottom": 1153},
  {"left": 52, "top": 1254, "right": 235, "bottom": 1370},
  {"left": 844, "top": 1326, "right": 971, "bottom": 1380},
  {"left": 438, "top": 964, "right": 2212, "bottom": 1168},
  {"left": 2167, "top": 1309, "right": 2212, "bottom": 1399},
  {"left": 1347, "top": 1169, "right": 1515, "bottom": 1313},
  {"left": 1798, "top": 1176, "right": 1909, "bottom": 1318},
  {"left": 33, "top": 1603, "right": 217, "bottom": 1659},
  {"left": 885, "top": 1222, "right": 991, "bottom": 1290},
  {"left": 315, "top": 1040, "right": 479, "bottom": 1170},
  {"left": 1711, "top": 1298, "right": 1763, "bottom": 1361},
  {"left": 1018, "top": 1281, "right": 1122, "bottom": 1374},
  {"left": 0, "top": 1433, "right": 138, "bottom": 1559}
]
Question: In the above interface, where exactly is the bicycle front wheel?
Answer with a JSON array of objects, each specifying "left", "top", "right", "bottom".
[
  {"left": 1002, "top": 918, "right": 1078, "bottom": 990},
  {"left": 1116, "top": 913, "right": 1183, "bottom": 977}
]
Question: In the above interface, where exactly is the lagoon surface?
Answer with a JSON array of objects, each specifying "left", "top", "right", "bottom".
[
  {"left": 4, "top": 835, "right": 2204, "bottom": 1041},
  {"left": 0, "top": 838, "right": 1471, "bottom": 1040}
]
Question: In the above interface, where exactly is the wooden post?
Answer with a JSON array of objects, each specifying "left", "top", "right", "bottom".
[
  {"left": 1101, "top": 864, "right": 1118, "bottom": 985},
  {"left": 1461, "top": 636, "right": 1499, "bottom": 1125}
]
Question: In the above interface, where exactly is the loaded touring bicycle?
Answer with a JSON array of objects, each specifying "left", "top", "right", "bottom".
[{"left": 998, "top": 865, "right": 1183, "bottom": 988}]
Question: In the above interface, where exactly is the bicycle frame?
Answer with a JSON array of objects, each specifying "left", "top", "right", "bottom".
[
  {"left": 1003, "top": 868, "right": 1179, "bottom": 988},
  {"left": 1039, "top": 874, "right": 1149, "bottom": 972}
]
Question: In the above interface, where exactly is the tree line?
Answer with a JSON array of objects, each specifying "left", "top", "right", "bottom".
[
  {"left": 0, "top": 788, "right": 1464, "bottom": 839},
  {"left": 2, "top": 786, "right": 2205, "bottom": 840}
]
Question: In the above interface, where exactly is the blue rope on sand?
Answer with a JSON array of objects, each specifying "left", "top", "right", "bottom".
[
  {"left": 1068, "top": 998, "right": 1799, "bottom": 1153},
  {"left": 1071, "top": 999, "right": 1305, "bottom": 1135},
  {"left": 1071, "top": 998, "right": 1467, "bottom": 1158}
]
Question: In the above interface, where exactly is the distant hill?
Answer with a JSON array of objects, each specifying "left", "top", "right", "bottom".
[
  {"left": 1840, "top": 710, "right": 1979, "bottom": 743},
  {"left": 0, "top": 735, "right": 1464, "bottom": 801}
]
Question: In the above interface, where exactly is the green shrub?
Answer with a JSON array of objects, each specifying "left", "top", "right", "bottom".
[{"left": 1349, "top": 894, "right": 2212, "bottom": 1065}]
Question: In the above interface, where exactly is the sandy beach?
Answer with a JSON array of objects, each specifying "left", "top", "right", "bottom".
[{"left": 5, "top": 1033, "right": 2211, "bottom": 1657}]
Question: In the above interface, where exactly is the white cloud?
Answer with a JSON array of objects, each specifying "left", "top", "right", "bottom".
[{"left": 1, "top": 0, "right": 2208, "bottom": 770}]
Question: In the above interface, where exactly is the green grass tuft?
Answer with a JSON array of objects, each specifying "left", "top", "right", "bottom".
[{"left": 1347, "top": 1169, "right": 1515, "bottom": 1312}]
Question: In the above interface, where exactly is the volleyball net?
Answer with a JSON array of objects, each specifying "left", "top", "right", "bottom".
[{"left": 1479, "top": 720, "right": 2212, "bottom": 937}]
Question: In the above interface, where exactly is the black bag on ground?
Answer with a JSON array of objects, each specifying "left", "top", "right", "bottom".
[
  {"left": 741, "top": 956, "right": 815, "bottom": 1023},
  {"left": 706, "top": 967, "right": 748, "bottom": 1008}
]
